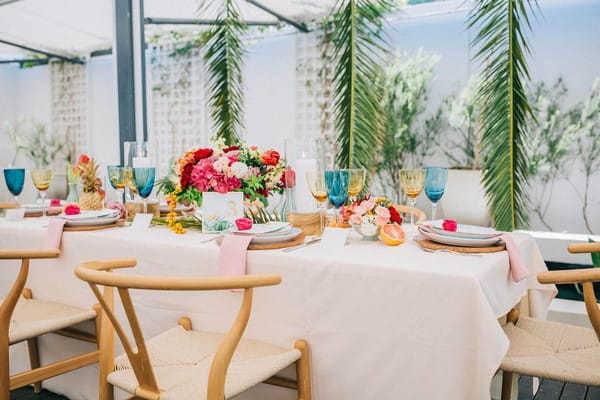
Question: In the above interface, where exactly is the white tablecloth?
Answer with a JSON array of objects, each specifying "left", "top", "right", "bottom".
[{"left": 0, "top": 218, "right": 555, "bottom": 400}]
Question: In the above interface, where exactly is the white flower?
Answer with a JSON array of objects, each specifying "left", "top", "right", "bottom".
[
  {"left": 213, "top": 156, "right": 230, "bottom": 172},
  {"left": 231, "top": 162, "right": 249, "bottom": 179}
]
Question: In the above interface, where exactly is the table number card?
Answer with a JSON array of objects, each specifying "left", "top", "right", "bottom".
[
  {"left": 130, "top": 213, "right": 153, "bottom": 230},
  {"left": 202, "top": 192, "right": 244, "bottom": 233},
  {"left": 320, "top": 227, "right": 350, "bottom": 249}
]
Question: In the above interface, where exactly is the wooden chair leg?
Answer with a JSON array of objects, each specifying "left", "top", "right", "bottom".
[
  {"left": 96, "top": 301, "right": 115, "bottom": 400},
  {"left": 0, "top": 335, "right": 9, "bottom": 400},
  {"left": 501, "top": 371, "right": 514, "bottom": 400},
  {"left": 26, "top": 338, "right": 42, "bottom": 393},
  {"left": 22, "top": 288, "right": 42, "bottom": 393},
  {"left": 294, "top": 340, "right": 311, "bottom": 400}
]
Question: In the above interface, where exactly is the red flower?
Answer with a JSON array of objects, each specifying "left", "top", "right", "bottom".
[
  {"left": 50, "top": 199, "right": 61, "bottom": 206},
  {"left": 180, "top": 164, "right": 194, "bottom": 188},
  {"left": 260, "top": 150, "right": 280, "bottom": 166},
  {"left": 63, "top": 203, "right": 81, "bottom": 215},
  {"left": 282, "top": 168, "right": 296, "bottom": 188},
  {"left": 442, "top": 219, "right": 458, "bottom": 232},
  {"left": 235, "top": 218, "right": 253, "bottom": 231},
  {"left": 222, "top": 146, "right": 239, "bottom": 153},
  {"left": 77, "top": 154, "right": 90, "bottom": 165},
  {"left": 389, "top": 206, "right": 402, "bottom": 224},
  {"left": 194, "top": 148, "right": 213, "bottom": 161}
]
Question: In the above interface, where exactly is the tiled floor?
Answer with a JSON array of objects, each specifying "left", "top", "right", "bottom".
[{"left": 10, "top": 377, "right": 600, "bottom": 399}]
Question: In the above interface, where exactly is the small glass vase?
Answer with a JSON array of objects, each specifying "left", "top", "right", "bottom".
[
  {"left": 66, "top": 182, "right": 79, "bottom": 203},
  {"left": 279, "top": 187, "right": 297, "bottom": 222},
  {"left": 352, "top": 223, "right": 381, "bottom": 241}
]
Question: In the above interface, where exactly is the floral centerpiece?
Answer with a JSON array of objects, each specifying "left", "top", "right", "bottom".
[
  {"left": 159, "top": 139, "right": 287, "bottom": 205},
  {"left": 340, "top": 197, "right": 402, "bottom": 240}
]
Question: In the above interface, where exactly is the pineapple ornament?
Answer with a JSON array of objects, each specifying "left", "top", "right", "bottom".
[{"left": 77, "top": 157, "right": 104, "bottom": 210}]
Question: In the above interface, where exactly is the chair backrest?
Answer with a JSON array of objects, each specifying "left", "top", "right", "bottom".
[
  {"left": 394, "top": 205, "right": 427, "bottom": 224},
  {"left": 74, "top": 259, "right": 282, "bottom": 400},
  {"left": 537, "top": 242, "right": 600, "bottom": 341},
  {"left": 0, "top": 249, "right": 61, "bottom": 331}
]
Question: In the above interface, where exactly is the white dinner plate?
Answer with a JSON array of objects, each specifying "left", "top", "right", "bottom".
[
  {"left": 222, "top": 227, "right": 302, "bottom": 244},
  {"left": 418, "top": 226, "right": 502, "bottom": 248},
  {"left": 61, "top": 214, "right": 120, "bottom": 227},
  {"left": 421, "top": 220, "right": 501, "bottom": 240},
  {"left": 59, "top": 210, "right": 117, "bottom": 221},
  {"left": 231, "top": 222, "right": 291, "bottom": 236}
]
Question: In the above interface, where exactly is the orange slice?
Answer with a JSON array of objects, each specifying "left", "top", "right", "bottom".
[{"left": 380, "top": 223, "right": 406, "bottom": 246}]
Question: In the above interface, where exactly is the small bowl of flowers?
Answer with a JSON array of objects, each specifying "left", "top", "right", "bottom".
[{"left": 340, "top": 197, "right": 403, "bottom": 240}]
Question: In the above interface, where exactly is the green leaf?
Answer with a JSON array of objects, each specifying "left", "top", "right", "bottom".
[
  {"left": 204, "top": 0, "right": 247, "bottom": 145},
  {"left": 590, "top": 238, "right": 600, "bottom": 268},
  {"left": 328, "top": 0, "right": 393, "bottom": 174},
  {"left": 468, "top": 0, "right": 539, "bottom": 231}
]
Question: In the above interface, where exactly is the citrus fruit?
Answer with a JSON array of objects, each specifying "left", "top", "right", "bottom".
[{"left": 380, "top": 223, "right": 406, "bottom": 246}]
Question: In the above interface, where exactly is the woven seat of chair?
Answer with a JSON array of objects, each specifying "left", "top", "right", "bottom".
[
  {"left": 502, "top": 316, "right": 600, "bottom": 386},
  {"left": 108, "top": 326, "right": 301, "bottom": 400},
  {"left": 8, "top": 298, "right": 96, "bottom": 345}
]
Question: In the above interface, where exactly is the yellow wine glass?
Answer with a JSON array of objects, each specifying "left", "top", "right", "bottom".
[
  {"left": 31, "top": 168, "right": 52, "bottom": 217},
  {"left": 306, "top": 171, "right": 328, "bottom": 234},
  {"left": 348, "top": 168, "right": 366, "bottom": 201},
  {"left": 107, "top": 166, "right": 127, "bottom": 204},
  {"left": 124, "top": 167, "right": 138, "bottom": 197},
  {"left": 399, "top": 169, "right": 426, "bottom": 225}
]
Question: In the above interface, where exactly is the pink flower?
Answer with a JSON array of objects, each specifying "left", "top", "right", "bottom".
[
  {"left": 375, "top": 215, "right": 389, "bottom": 227},
  {"left": 354, "top": 204, "right": 368, "bottom": 216},
  {"left": 362, "top": 199, "right": 376, "bottom": 211},
  {"left": 214, "top": 182, "right": 229, "bottom": 194},
  {"left": 63, "top": 203, "right": 81, "bottom": 215},
  {"left": 375, "top": 206, "right": 390, "bottom": 219},
  {"left": 350, "top": 214, "right": 363, "bottom": 225}
]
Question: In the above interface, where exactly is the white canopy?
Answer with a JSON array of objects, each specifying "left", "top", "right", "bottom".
[{"left": 0, "top": 0, "right": 337, "bottom": 61}]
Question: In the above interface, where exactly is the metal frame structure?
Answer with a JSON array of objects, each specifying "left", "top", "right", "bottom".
[{"left": 0, "top": 38, "right": 83, "bottom": 64}]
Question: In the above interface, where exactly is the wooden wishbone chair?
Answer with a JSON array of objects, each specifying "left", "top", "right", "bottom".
[
  {"left": 500, "top": 242, "right": 600, "bottom": 400},
  {"left": 75, "top": 258, "right": 312, "bottom": 400},
  {"left": 394, "top": 204, "right": 427, "bottom": 224},
  {"left": 0, "top": 249, "right": 109, "bottom": 400}
]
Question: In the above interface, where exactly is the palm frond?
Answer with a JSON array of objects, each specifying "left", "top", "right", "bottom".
[
  {"left": 328, "top": 0, "right": 393, "bottom": 173},
  {"left": 468, "top": 0, "right": 538, "bottom": 231},
  {"left": 204, "top": 0, "right": 246, "bottom": 145}
]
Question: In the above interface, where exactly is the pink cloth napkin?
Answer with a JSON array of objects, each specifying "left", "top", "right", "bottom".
[
  {"left": 500, "top": 233, "right": 530, "bottom": 282},
  {"left": 45, "top": 219, "right": 67, "bottom": 249},
  {"left": 218, "top": 234, "right": 254, "bottom": 278}
]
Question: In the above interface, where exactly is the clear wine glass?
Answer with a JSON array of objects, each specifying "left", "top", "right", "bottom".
[
  {"left": 31, "top": 168, "right": 53, "bottom": 217},
  {"left": 107, "top": 166, "right": 127, "bottom": 204},
  {"left": 306, "top": 170, "right": 328, "bottom": 234}
]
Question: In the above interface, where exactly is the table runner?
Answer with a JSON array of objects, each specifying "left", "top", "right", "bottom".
[{"left": 0, "top": 218, "right": 555, "bottom": 400}]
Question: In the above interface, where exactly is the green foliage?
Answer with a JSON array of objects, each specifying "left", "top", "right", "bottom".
[
  {"left": 590, "top": 239, "right": 600, "bottom": 268},
  {"left": 444, "top": 75, "right": 483, "bottom": 169},
  {"left": 4, "top": 117, "right": 68, "bottom": 167},
  {"left": 525, "top": 78, "right": 581, "bottom": 230},
  {"left": 327, "top": 0, "right": 394, "bottom": 174},
  {"left": 468, "top": 0, "right": 539, "bottom": 231},
  {"left": 204, "top": 0, "right": 247, "bottom": 145},
  {"left": 376, "top": 49, "right": 443, "bottom": 201}
]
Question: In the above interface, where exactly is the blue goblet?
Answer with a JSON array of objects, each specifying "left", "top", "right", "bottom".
[
  {"left": 324, "top": 169, "right": 350, "bottom": 226},
  {"left": 424, "top": 167, "right": 448, "bottom": 221},
  {"left": 3, "top": 168, "right": 25, "bottom": 205},
  {"left": 132, "top": 167, "right": 156, "bottom": 214}
]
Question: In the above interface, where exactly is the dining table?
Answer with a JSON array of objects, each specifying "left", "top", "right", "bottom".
[{"left": 0, "top": 217, "right": 556, "bottom": 400}]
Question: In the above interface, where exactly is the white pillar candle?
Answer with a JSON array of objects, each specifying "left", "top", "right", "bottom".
[
  {"left": 132, "top": 157, "right": 151, "bottom": 168},
  {"left": 295, "top": 157, "right": 317, "bottom": 213}
]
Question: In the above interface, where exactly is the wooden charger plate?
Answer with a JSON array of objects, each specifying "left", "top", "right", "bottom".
[
  {"left": 63, "top": 219, "right": 125, "bottom": 232},
  {"left": 216, "top": 232, "right": 306, "bottom": 250},
  {"left": 415, "top": 238, "right": 505, "bottom": 253}
]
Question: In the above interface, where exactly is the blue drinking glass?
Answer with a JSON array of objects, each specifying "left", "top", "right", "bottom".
[
  {"left": 424, "top": 167, "right": 448, "bottom": 221},
  {"left": 3, "top": 168, "right": 25, "bottom": 204},
  {"left": 324, "top": 169, "right": 350, "bottom": 226},
  {"left": 132, "top": 167, "right": 156, "bottom": 214}
]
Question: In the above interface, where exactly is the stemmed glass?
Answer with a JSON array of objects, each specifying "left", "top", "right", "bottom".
[
  {"left": 132, "top": 167, "right": 156, "bottom": 214},
  {"left": 31, "top": 169, "right": 52, "bottom": 217},
  {"left": 324, "top": 169, "right": 350, "bottom": 227},
  {"left": 3, "top": 168, "right": 25, "bottom": 205},
  {"left": 348, "top": 169, "right": 366, "bottom": 201},
  {"left": 424, "top": 167, "right": 448, "bottom": 221},
  {"left": 399, "top": 169, "right": 426, "bottom": 225},
  {"left": 306, "top": 171, "right": 328, "bottom": 234},
  {"left": 107, "top": 166, "right": 127, "bottom": 204}
]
